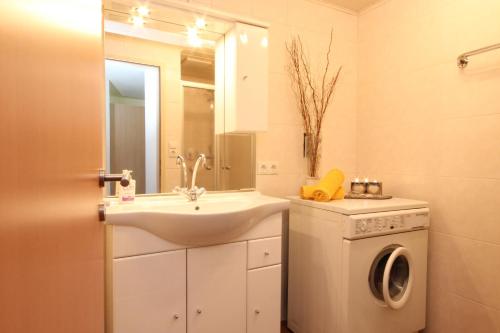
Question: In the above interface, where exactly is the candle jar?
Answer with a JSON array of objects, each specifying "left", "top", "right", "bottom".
[
  {"left": 367, "top": 181, "right": 383, "bottom": 195},
  {"left": 351, "top": 179, "right": 367, "bottom": 194}
]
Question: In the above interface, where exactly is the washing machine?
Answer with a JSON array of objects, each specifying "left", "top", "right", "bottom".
[{"left": 287, "top": 197, "right": 430, "bottom": 333}]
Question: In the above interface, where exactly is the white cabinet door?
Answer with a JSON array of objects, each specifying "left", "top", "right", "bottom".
[
  {"left": 247, "top": 265, "right": 282, "bottom": 333},
  {"left": 187, "top": 242, "right": 247, "bottom": 333},
  {"left": 223, "top": 23, "right": 268, "bottom": 133},
  {"left": 113, "top": 250, "right": 186, "bottom": 333}
]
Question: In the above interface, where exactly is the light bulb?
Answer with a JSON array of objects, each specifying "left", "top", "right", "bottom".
[
  {"left": 260, "top": 36, "right": 268, "bottom": 48},
  {"left": 187, "top": 27, "right": 202, "bottom": 47},
  {"left": 195, "top": 17, "right": 206, "bottom": 28},
  {"left": 130, "top": 15, "right": 145, "bottom": 27},
  {"left": 136, "top": 5, "right": 150, "bottom": 16},
  {"left": 187, "top": 27, "right": 198, "bottom": 39},
  {"left": 239, "top": 33, "right": 248, "bottom": 44}
]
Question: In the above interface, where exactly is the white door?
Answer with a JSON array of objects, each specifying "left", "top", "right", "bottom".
[
  {"left": 113, "top": 250, "right": 187, "bottom": 333},
  {"left": 187, "top": 242, "right": 247, "bottom": 333},
  {"left": 247, "top": 265, "right": 282, "bottom": 333}
]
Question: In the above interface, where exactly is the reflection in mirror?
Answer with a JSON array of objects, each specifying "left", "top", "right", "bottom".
[
  {"left": 103, "top": 1, "right": 257, "bottom": 195},
  {"left": 105, "top": 60, "right": 160, "bottom": 195}
]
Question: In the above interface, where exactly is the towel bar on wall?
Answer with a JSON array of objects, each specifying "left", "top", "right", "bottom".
[{"left": 457, "top": 43, "right": 500, "bottom": 68}]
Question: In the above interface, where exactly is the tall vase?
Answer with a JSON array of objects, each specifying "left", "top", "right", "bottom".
[{"left": 304, "top": 176, "right": 320, "bottom": 186}]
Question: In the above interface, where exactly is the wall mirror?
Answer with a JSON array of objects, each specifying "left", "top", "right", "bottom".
[{"left": 103, "top": 0, "right": 260, "bottom": 195}]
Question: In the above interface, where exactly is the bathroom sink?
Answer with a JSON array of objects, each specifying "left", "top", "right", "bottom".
[{"left": 105, "top": 191, "right": 289, "bottom": 245}]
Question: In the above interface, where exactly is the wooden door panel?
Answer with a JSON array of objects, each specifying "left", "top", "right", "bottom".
[{"left": 0, "top": 2, "right": 104, "bottom": 333}]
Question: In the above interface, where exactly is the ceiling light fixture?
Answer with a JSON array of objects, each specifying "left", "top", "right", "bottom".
[{"left": 195, "top": 17, "right": 206, "bottom": 28}]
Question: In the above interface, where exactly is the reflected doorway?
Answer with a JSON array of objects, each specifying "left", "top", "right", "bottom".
[{"left": 105, "top": 59, "right": 160, "bottom": 195}]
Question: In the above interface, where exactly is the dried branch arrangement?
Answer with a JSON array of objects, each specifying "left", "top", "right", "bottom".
[{"left": 286, "top": 30, "right": 342, "bottom": 178}]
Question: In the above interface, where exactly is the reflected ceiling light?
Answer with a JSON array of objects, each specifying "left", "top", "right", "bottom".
[
  {"left": 187, "top": 27, "right": 202, "bottom": 47},
  {"left": 195, "top": 17, "right": 206, "bottom": 28},
  {"left": 130, "top": 15, "right": 145, "bottom": 27},
  {"left": 260, "top": 36, "right": 268, "bottom": 48},
  {"left": 136, "top": 5, "right": 150, "bottom": 17},
  {"left": 239, "top": 33, "right": 248, "bottom": 44}
]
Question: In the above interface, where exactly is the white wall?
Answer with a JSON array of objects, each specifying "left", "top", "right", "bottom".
[{"left": 358, "top": 0, "right": 500, "bottom": 331}]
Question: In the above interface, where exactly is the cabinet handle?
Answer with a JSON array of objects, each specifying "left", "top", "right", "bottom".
[
  {"left": 196, "top": 309, "right": 202, "bottom": 315},
  {"left": 264, "top": 250, "right": 270, "bottom": 256},
  {"left": 254, "top": 309, "right": 261, "bottom": 314},
  {"left": 173, "top": 314, "right": 180, "bottom": 320}
]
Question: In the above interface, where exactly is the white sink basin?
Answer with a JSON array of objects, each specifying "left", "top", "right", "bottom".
[{"left": 105, "top": 191, "right": 289, "bottom": 245}]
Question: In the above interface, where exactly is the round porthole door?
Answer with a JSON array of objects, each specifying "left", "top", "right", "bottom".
[{"left": 368, "top": 245, "right": 414, "bottom": 310}]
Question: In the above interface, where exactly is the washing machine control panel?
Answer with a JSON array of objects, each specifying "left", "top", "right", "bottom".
[{"left": 344, "top": 208, "right": 430, "bottom": 239}]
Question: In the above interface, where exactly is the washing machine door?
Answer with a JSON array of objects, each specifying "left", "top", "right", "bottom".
[{"left": 368, "top": 245, "right": 414, "bottom": 310}]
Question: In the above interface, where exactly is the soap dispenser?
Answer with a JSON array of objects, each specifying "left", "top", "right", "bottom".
[{"left": 116, "top": 170, "right": 135, "bottom": 203}]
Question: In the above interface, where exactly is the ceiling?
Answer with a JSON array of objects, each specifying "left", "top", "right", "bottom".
[{"left": 320, "top": 0, "right": 381, "bottom": 11}]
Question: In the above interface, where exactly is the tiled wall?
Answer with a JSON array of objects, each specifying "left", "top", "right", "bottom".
[
  {"left": 197, "top": 0, "right": 359, "bottom": 197},
  {"left": 357, "top": 0, "right": 500, "bottom": 331}
]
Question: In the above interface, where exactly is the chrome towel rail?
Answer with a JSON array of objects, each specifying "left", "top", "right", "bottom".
[{"left": 457, "top": 43, "right": 500, "bottom": 68}]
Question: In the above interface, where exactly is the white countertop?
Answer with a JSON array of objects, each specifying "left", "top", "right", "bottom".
[{"left": 287, "top": 196, "right": 428, "bottom": 215}]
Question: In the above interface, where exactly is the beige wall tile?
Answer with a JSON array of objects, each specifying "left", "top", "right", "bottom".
[
  {"left": 450, "top": 295, "right": 500, "bottom": 333},
  {"left": 450, "top": 237, "right": 500, "bottom": 310},
  {"left": 268, "top": 73, "right": 301, "bottom": 126},
  {"left": 432, "top": 177, "right": 500, "bottom": 245},
  {"left": 250, "top": 0, "right": 288, "bottom": 24},
  {"left": 439, "top": 115, "right": 500, "bottom": 179},
  {"left": 211, "top": 0, "right": 251, "bottom": 16}
]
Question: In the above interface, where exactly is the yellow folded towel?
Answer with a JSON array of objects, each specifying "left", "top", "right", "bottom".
[
  {"left": 300, "top": 185, "right": 316, "bottom": 199},
  {"left": 312, "top": 169, "right": 345, "bottom": 202},
  {"left": 333, "top": 186, "right": 345, "bottom": 200}
]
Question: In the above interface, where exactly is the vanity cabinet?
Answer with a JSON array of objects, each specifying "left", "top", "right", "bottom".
[
  {"left": 187, "top": 242, "right": 247, "bottom": 333},
  {"left": 247, "top": 265, "right": 282, "bottom": 333},
  {"left": 108, "top": 212, "right": 283, "bottom": 333},
  {"left": 112, "top": 250, "right": 186, "bottom": 333}
]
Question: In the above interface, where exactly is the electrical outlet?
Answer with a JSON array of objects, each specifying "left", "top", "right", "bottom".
[
  {"left": 268, "top": 161, "right": 279, "bottom": 175},
  {"left": 257, "top": 161, "right": 279, "bottom": 175},
  {"left": 168, "top": 148, "right": 178, "bottom": 158},
  {"left": 257, "top": 161, "right": 268, "bottom": 175}
]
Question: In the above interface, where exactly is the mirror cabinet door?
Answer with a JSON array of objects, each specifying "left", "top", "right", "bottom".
[{"left": 103, "top": 2, "right": 260, "bottom": 195}]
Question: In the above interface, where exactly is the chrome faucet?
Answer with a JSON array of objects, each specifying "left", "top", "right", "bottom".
[
  {"left": 174, "top": 153, "right": 209, "bottom": 201},
  {"left": 176, "top": 155, "right": 188, "bottom": 188}
]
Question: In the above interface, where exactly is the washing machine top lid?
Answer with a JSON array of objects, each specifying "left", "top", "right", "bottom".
[{"left": 288, "top": 196, "right": 428, "bottom": 215}]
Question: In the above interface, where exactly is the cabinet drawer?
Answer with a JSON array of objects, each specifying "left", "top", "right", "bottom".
[{"left": 248, "top": 237, "right": 281, "bottom": 269}]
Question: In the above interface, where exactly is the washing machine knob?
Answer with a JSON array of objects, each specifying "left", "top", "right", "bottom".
[{"left": 360, "top": 220, "right": 367, "bottom": 232}]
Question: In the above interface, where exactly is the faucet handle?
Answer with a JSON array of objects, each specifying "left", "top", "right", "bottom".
[{"left": 197, "top": 187, "right": 206, "bottom": 196}]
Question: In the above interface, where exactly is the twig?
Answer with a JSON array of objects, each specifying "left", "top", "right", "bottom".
[{"left": 286, "top": 29, "right": 342, "bottom": 177}]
